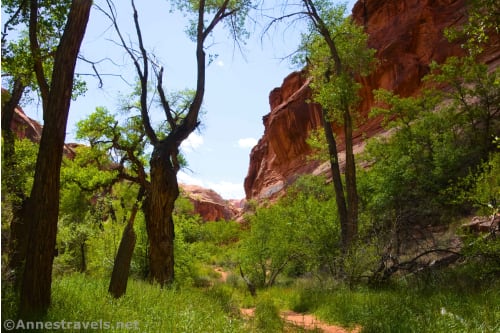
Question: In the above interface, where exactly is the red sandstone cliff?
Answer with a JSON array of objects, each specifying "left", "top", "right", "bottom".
[
  {"left": 180, "top": 184, "right": 240, "bottom": 221},
  {"left": 244, "top": 0, "right": 499, "bottom": 200},
  {"left": 2, "top": 92, "right": 78, "bottom": 158}
]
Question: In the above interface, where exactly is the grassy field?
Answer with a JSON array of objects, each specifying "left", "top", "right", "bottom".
[{"left": 4, "top": 265, "right": 494, "bottom": 333}]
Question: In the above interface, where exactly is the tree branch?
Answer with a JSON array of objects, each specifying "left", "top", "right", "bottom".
[{"left": 29, "top": 0, "right": 50, "bottom": 110}]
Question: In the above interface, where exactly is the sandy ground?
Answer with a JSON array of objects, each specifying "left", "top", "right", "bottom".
[{"left": 214, "top": 267, "right": 361, "bottom": 333}]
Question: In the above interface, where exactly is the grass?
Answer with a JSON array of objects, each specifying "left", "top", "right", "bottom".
[
  {"left": 287, "top": 269, "right": 500, "bottom": 333},
  {"left": 3, "top": 262, "right": 498, "bottom": 332},
  {"left": 44, "top": 274, "right": 246, "bottom": 332}
]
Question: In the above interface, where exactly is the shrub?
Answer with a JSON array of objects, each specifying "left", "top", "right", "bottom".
[{"left": 254, "top": 297, "right": 283, "bottom": 332}]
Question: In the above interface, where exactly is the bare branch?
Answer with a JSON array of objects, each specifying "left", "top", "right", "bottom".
[
  {"left": 156, "top": 67, "right": 176, "bottom": 129},
  {"left": 131, "top": 0, "right": 158, "bottom": 144},
  {"left": 2, "top": 0, "right": 27, "bottom": 45},
  {"left": 29, "top": 0, "right": 50, "bottom": 111}
]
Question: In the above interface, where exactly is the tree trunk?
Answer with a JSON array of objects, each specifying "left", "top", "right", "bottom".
[
  {"left": 321, "top": 109, "right": 349, "bottom": 251},
  {"left": 143, "top": 145, "right": 179, "bottom": 286},
  {"left": 108, "top": 188, "right": 144, "bottom": 298},
  {"left": 19, "top": 0, "right": 92, "bottom": 317},
  {"left": 108, "top": 222, "right": 136, "bottom": 297},
  {"left": 80, "top": 242, "right": 87, "bottom": 273},
  {"left": 343, "top": 107, "right": 358, "bottom": 249},
  {"left": 2, "top": 81, "right": 28, "bottom": 287}
]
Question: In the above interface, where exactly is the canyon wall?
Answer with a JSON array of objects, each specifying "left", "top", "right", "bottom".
[{"left": 244, "top": 0, "right": 499, "bottom": 200}]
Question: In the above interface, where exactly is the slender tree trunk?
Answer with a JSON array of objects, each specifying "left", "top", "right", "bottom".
[
  {"left": 343, "top": 107, "right": 358, "bottom": 249},
  {"left": 303, "top": 0, "right": 359, "bottom": 251},
  {"left": 20, "top": 0, "right": 92, "bottom": 317},
  {"left": 321, "top": 109, "right": 349, "bottom": 251},
  {"left": 108, "top": 188, "right": 144, "bottom": 298},
  {"left": 80, "top": 242, "right": 87, "bottom": 273},
  {"left": 143, "top": 145, "right": 179, "bottom": 285},
  {"left": 2, "top": 81, "right": 28, "bottom": 286}
]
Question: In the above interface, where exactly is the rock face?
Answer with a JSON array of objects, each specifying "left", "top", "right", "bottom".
[
  {"left": 180, "top": 184, "right": 240, "bottom": 222},
  {"left": 3, "top": 92, "right": 78, "bottom": 158},
  {"left": 244, "top": 71, "right": 323, "bottom": 199},
  {"left": 244, "top": 0, "right": 499, "bottom": 200}
]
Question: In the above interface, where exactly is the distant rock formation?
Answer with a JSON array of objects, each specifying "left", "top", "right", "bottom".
[
  {"left": 244, "top": 0, "right": 499, "bottom": 201},
  {"left": 2, "top": 91, "right": 78, "bottom": 159},
  {"left": 180, "top": 184, "right": 241, "bottom": 222}
]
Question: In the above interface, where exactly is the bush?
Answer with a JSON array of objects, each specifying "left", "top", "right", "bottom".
[
  {"left": 254, "top": 297, "right": 283, "bottom": 332},
  {"left": 239, "top": 175, "right": 340, "bottom": 287}
]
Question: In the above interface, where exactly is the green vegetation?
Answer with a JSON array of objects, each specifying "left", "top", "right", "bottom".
[{"left": 1, "top": 0, "right": 499, "bottom": 330}]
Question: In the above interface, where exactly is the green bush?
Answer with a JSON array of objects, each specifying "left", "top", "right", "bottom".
[
  {"left": 254, "top": 297, "right": 283, "bottom": 332},
  {"left": 239, "top": 176, "right": 340, "bottom": 287}
]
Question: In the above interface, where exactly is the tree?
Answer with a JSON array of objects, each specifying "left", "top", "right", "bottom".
[
  {"left": 267, "top": 1, "right": 375, "bottom": 251},
  {"left": 75, "top": 106, "right": 148, "bottom": 297},
  {"left": 1, "top": 0, "right": 73, "bottom": 286},
  {"left": 101, "top": 0, "right": 250, "bottom": 285},
  {"left": 10, "top": 0, "right": 93, "bottom": 317},
  {"left": 240, "top": 175, "right": 340, "bottom": 286}
]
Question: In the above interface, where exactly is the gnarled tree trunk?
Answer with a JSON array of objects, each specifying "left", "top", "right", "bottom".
[{"left": 143, "top": 145, "right": 179, "bottom": 285}]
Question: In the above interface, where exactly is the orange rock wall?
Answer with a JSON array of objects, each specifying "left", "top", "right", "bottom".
[{"left": 244, "top": 0, "right": 498, "bottom": 200}]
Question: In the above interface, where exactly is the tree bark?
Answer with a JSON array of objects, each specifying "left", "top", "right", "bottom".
[
  {"left": 303, "top": 0, "right": 359, "bottom": 251},
  {"left": 343, "top": 107, "right": 358, "bottom": 249},
  {"left": 20, "top": 0, "right": 92, "bottom": 317},
  {"left": 321, "top": 110, "right": 349, "bottom": 251},
  {"left": 143, "top": 144, "right": 179, "bottom": 285},
  {"left": 108, "top": 188, "right": 144, "bottom": 298}
]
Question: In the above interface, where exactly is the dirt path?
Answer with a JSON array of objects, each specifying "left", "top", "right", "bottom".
[
  {"left": 240, "top": 308, "right": 360, "bottom": 333},
  {"left": 214, "top": 267, "right": 360, "bottom": 333}
]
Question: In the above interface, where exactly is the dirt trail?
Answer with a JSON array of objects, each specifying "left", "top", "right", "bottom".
[
  {"left": 214, "top": 267, "right": 360, "bottom": 333},
  {"left": 240, "top": 308, "right": 361, "bottom": 333}
]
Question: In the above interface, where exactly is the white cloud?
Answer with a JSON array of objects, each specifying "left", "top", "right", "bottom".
[
  {"left": 178, "top": 171, "right": 245, "bottom": 199},
  {"left": 237, "top": 137, "right": 258, "bottom": 149},
  {"left": 216, "top": 60, "right": 225, "bottom": 67},
  {"left": 177, "top": 171, "right": 204, "bottom": 187},
  {"left": 207, "top": 180, "right": 245, "bottom": 200},
  {"left": 180, "top": 132, "right": 204, "bottom": 152}
]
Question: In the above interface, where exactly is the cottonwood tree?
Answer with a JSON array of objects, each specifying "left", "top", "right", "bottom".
[
  {"left": 0, "top": 0, "right": 93, "bottom": 316},
  {"left": 266, "top": 1, "right": 375, "bottom": 251},
  {"left": 1, "top": 0, "right": 77, "bottom": 285},
  {"left": 99, "top": 0, "right": 250, "bottom": 285},
  {"left": 75, "top": 105, "right": 149, "bottom": 297}
]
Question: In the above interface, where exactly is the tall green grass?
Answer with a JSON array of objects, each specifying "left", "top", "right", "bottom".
[
  {"left": 44, "top": 274, "right": 245, "bottom": 332},
  {"left": 288, "top": 269, "right": 500, "bottom": 333}
]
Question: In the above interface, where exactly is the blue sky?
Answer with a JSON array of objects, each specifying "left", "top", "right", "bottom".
[{"left": 11, "top": 0, "right": 357, "bottom": 199}]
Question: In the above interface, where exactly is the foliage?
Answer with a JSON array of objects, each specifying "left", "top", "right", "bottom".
[
  {"left": 360, "top": 51, "right": 499, "bottom": 229},
  {"left": 447, "top": 149, "right": 500, "bottom": 215},
  {"left": 254, "top": 297, "right": 283, "bottom": 332},
  {"left": 1, "top": 138, "right": 38, "bottom": 269},
  {"left": 239, "top": 175, "right": 340, "bottom": 287},
  {"left": 1, "top": 0, "right": 86, "bottom": 100},
  {"left": 445, "top": 0, "right": 500, "bottom": 56},
  {"left": 295, "top": 3, "right": 375, "bottom": 123},
  {"left": 455, "top": 150, "right": 500, "bottom": 276}
]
